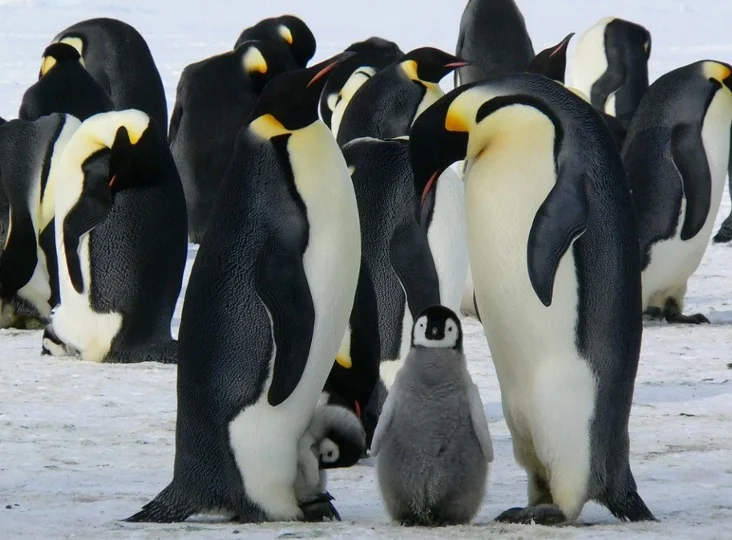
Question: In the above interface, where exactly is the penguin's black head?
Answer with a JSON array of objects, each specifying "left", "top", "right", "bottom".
[
  {"left": 400, "top": 47, "right": 469, "bottom": 85},
  {"left": 39, "top": 42, "right": 83, "bottom": 78},
  {"left": 527, "top": 33, "right": 575, "bottom": 83},
  {"left": 235, "top": 39, "right": 295, "bottom": 95},
  {"left": 235, "top": 15, "right": 316, "bottom": 69},
  {"left": 409, "top": 88, "right": 470, "bottom": 222},
  {"left": 249, "top": 51, "right": 355, "bottom": 132},
  {"left": 411, "top": 305, "right": 463, "bottom": 351},
  {"left": 318, "top": 407, "right": 367, "bottom": 469}
]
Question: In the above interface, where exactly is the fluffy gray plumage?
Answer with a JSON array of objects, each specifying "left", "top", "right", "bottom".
[{"left": 371, "top": 345, "right": 493, "bottom": 526}]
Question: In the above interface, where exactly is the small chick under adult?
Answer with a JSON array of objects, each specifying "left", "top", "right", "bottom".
[
  {"left": 295, "top": 403, "right": 366, "bottom": 522},
  {"left": 372, "top": 305, "right": 493, "bottom": 526}
]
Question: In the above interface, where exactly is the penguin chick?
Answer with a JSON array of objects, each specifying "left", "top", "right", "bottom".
[
  {"left": 372, "top": 305, "right": 493, "bottom": 526},
  {"left": 295, "top": 403, "right": 366, "bottom": 522}
]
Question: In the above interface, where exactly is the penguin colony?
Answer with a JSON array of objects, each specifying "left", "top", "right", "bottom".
[{"left": 2, "top": 0, "right": 732, "bottom": 528}]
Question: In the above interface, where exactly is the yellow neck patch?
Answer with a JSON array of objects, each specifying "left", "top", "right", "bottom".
[
  {"left": 278, "top": 25, "right": 293, "bottom": 45},
  {"left": 40, "top": 56, "right": 57, "bottom": 76},
  {"left": 250, "top": 114, "right": 290, "bottom": 139}
]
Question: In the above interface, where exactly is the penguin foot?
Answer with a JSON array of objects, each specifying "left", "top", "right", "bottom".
[
  {"left": 664, "top": 311, "right": 710, "bottom": 325},
  {"left": 643, "top": 307, "right": 664, "bottom": 320},
  {"left": 299, "top": 492, "right": 341, "bottom": 522},
  {"left": 713, "top": 218, "right": 732, "bottom": 243},
  {"left": 494, "top": 504, "right": 567, "bottom": 526}
]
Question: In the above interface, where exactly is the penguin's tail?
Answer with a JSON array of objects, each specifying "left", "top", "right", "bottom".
[
  {"left": 124, "top": 483, "right": 197, "bottom": 523},
  {"left": 603, "top": 474, "right": 657, "bottom": 522}
]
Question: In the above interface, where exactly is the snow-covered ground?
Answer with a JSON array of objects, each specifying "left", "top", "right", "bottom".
[{"left": 2, "top": 0, "right": 732, "bottom": 538}]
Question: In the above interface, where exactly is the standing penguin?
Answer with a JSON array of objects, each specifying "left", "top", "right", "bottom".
[
  {"left": 319, "top": 37, "right": 404, "bottom": 136},
  {"left": 19, "top": 43, "right": 112, "bottom": 122},
  {"left": 234, "top": 15, "right": 316, "bottom": 68},
  {"left": 335, "top": 47, "right": 467, "bottom": 147},
  {"left": 409, "top": 73, "right": 655, "bottom": 524},
  {"left": 372, "top": 305, "right": 493, "bottom": 526},
  {"left": 125, "top": 52, "right": 362, "bottom": 524},
  {"left": 623, "top": 61, "right": 732, "bottom": 324},
  {"left": 454, "top": 0, "right": 535, "bottom": 87},
  {"left": 42, "top": 110, "right": 187, "bottom": 364},
  {"left": 0, "top": 114, "right": 81, "bottom": 329},
  {"left": 571, "top": 17, "right": 651, "bottom": 128},
  {"left": 49, "top": 18, "right": 168, "bottom": 135},
  {"left": 711, "top": 142, "right": 732, "bottom": 243},
  {"left": 169, "top": 40, "right": 295, "bottom": 243}
]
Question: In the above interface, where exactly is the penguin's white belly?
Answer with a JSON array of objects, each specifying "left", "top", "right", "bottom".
[
  {"left": 331, "top": 68, "right": 376, "bottom": 139},
  {"left": 570, "top": 19, "right": 610, "bottom": 105},
  {"left": 17, "top": 249, "right": 52, "bottom": 317},
  {"left": 642, "top": 91, "right": 732, "bottom": 309},
  {"left": 428, "top": 167, "right": 469, "bottom": 314},
  {"left": 465, "top": 145, "right": 595, "bottom": 492},
  {"left": 228, "top": 122, "right": 361, "bottom": 520}
]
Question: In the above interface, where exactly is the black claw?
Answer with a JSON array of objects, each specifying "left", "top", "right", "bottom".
[
  {"left": 299, "top": 493, "right": 341, "bottom": 522},
  {"left": 494, "top": 504, "right": 567, "bottom": 526},
  {"left": 665, "top": 312, "right": 710, "bottom": 325}
]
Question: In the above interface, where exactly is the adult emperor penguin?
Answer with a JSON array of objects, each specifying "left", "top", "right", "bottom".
[
  {"left": 42, "top": 110, "right": 187, "bottom": 364},
  {"left": 623, "top": 61, "right": 732, "bottom": 324},
  {"left": 409, "top": 73, "right": 655, "bottom": 524},
  {"left": 571, "top": 17, "right": 651, "bottom": 128},
  {"left": 454, "top": 0, "right": 534, "bottom": 87},
  {"left": 0, "top": 113, "right": 81, "bottom": 329},
  {"left": 169, "top": 40, "right": 295, "bottom": 243},
  {"left": 126, "top": 51, "right": 361, "bottom": 523},
  {"left": 234, "top": 15, "right": 316, "bottom": 68},
  {"left": 711, "top": 142, "right": 732, "bottom": 243},
  {"left": 335, "top": 47, "right": 468, "bottom": 147},
  {"left": 20, "top": 43, "right": 112, "bottom": 122},
  {"left": 319, "top": 37, "right": 404, "bottom": 136},
  {"left": 49, "top": 18, "right": 168, "bottom": 135}
]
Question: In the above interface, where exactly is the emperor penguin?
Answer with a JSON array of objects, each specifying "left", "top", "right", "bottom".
[
  {"left": 49, "top": 18, "right": 168, "bottom": 135},
  {"left": 623, "top": 61, "right": 732, "bottom": 324},
  {"left": 0, "top": 114, "right": 81, "bottom": 329},
  {"left": 711, "top": 141, "right": 732, "bottom": 243},
  {"left": 372, "top": 306, "right": 493, "bottom": 526},
  {"left": 125, "top": 51, "right": 362, "bottom": 524},
  {"left": 169, "top": 40, "right": 295, "bottom": 243},
  {"left": 319, "top": 37, "right": 404, "bottom": 137},
  {"left": 234, "top": 15, "right": 316, "bottom": 69},
  {"left": 409, "top": 73, "right": 655, "bottom": 525},
  {"left": 295, "top": 403, "right": 366, "bottom": 521},
  {"left": 42, "top": 110, "right": 187, "bottom": 364},
  {"left": 335, "top": 47, "right": 468, "bottom": 147},
  {"left": 19, "top": 43, "right": 112, "bottom": 122},
  {"left": 454, "top": 0, "right": 534, "bottom": 87},
  {"left": 571, "top": 17, "right": 651, "bottom": 128}
]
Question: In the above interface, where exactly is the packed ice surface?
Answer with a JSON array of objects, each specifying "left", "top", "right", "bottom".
[{"left": 1, "top": 0, "right": 731, "bottom": 538}]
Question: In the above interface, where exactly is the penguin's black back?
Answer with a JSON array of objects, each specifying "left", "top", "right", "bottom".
[
  {"left": 53, "top": 18, "right": 168, "bottom": 135},
  {"left": 19, "top": 60, "right": 112, "bottom": 122},
  {"left": 336, "top": 68, "right": 423, "bottom": 146},
  {"left": 455, "top": 0, "right": 535, "bottom": 86}
]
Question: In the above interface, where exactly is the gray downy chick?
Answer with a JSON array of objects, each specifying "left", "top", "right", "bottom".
[
  {"left": 372, "top": 305, "right": 493, "bottom": 526},
  {"left": 295, "top": 403, "right": 366, "bottom": 521}
]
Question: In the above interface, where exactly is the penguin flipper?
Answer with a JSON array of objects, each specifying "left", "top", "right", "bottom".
[
  {"left": 671, "top": 122, "right": 711, "bottom": 241},
  {"left": 255, "top": 236, "right": 315, "bottom": 407},
  {"left": 527, "top": 167, "right": 588, "bottom": 307},
  {"left": 467, "top": 382, "right": 493, "bottom": 462},
  {"left": 168, "top": 101, "right": 183, "bottom": 146},
  {"left": 0, "top": 210, "right": 38, "bottom": 297},
  {"left": 389, "top": 220, "right": 441, "bottom": 317},
  {"left": 370, "top": 388, "right": 397, "bottom": 457}
]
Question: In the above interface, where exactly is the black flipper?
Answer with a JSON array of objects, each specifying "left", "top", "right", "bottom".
[
  {"left": 527, "top": 167, "right": 589, "bottom": 307},
  {"left": 38, "top": 221, "right": 59, "bottom": 308},
  {"left": 590, "top": 62, "right": 625, "bottom": 116},
  {"left": 0, "top": 209, "right": 38, "bottom": 297},
  {"left": 670, "top": 123, "right": 712, "bottom": 241},
  {"left": 389, "top": 219, "right": 441, "bottom": 317},
  {"left": 124, "top": 482, "right": 197, "bottom": 523},
  {"left": 255, "top": 236, "right": 315, "bottom": 407}
]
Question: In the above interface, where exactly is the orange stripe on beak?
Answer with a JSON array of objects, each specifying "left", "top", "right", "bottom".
[
  {"left": 421, "top": 171, "right": 440, "bottom": 206},
  {"left": 108, "top": 174, "right": 117, "bottom": 188}
]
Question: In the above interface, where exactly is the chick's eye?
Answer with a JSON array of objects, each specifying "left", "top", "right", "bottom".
[{"left": 327, "top": 451, "right": 334, "bottom": 458}]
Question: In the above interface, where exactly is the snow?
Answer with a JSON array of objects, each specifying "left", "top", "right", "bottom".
[{"left": 1, "top": 0, "right": 732, "bottom": 538}]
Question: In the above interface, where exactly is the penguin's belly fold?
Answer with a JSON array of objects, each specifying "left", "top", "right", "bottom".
[
  {"left": 465, "top": 147, "right": 595, "bottom": 485},
  {"left": 227, "top": 122, "right": 361, "bottom": 520}
]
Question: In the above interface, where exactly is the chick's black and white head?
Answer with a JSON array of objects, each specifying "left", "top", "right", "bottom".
[
  {"left": 318, "top": 429, "right": 364, "bottom": 470},
  {"left": 411, "top": 305, "right": 462, "bottom": 351}
]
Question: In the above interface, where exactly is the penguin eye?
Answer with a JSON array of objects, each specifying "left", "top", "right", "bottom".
[{"left": 327, "top": 451, "right": 334, "bottom": 458}]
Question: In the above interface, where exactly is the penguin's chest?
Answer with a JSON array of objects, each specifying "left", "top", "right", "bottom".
[{"left": 464, "top": 142, "right": 584, "bottom": 422}]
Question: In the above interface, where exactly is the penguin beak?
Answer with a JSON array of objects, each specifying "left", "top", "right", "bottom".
[
  {"left": 420, "top": 171, "right": 441, "bottom": 206},
  {"left": 444, "top": 60, "right": 470, "bottom": 69},
  {"left": 307, "top": 51, "right": 358, "bottom": 89},
  {"left": 549, "top": 33, "right": 575, "bottom": 57}
]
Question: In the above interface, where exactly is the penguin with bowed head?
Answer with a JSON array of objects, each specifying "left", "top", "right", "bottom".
[
  {"left": 319, "top": 36, "right": 404, "bottom": 137},
  {"left": 454, "top": 0, "right": 534, "bottom": 87},
  {"left": 335, "top": 47, "right": 468, "bottom": 147},
  {"left": 234, "top": 14, "right": 315, "bottom": 69},
  {"left": 19, "top": 43, "right": 112, "bottom": 122},
  {"left": 49, "top": 18, "right": 168, "bottom": 135},
  {"left": 571, "top": 17, "right": 651, "bottom": 129},
  {"left": 372, "top": 305, "right": 492, "bottom": 526},
  {"left": 169, "top": 40, "right": 295, "bottom": 243},
  {"left": 126, "top": 51, "right": 362, "bottom": 524},
  {"left": 623, "top": 60, "right": 732, "bottom": 324},
  {"left": 0, "top": 114, "right": 80, "bottom": 329},
  {"left": 409, "top": 73, "right": 655, "bottom": 525},
  {"left": 41, "top": 110, "right": 187, "bottom": 364},
  {"left": 295, "top": 403, "right": 366, "bottom": 521}
]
